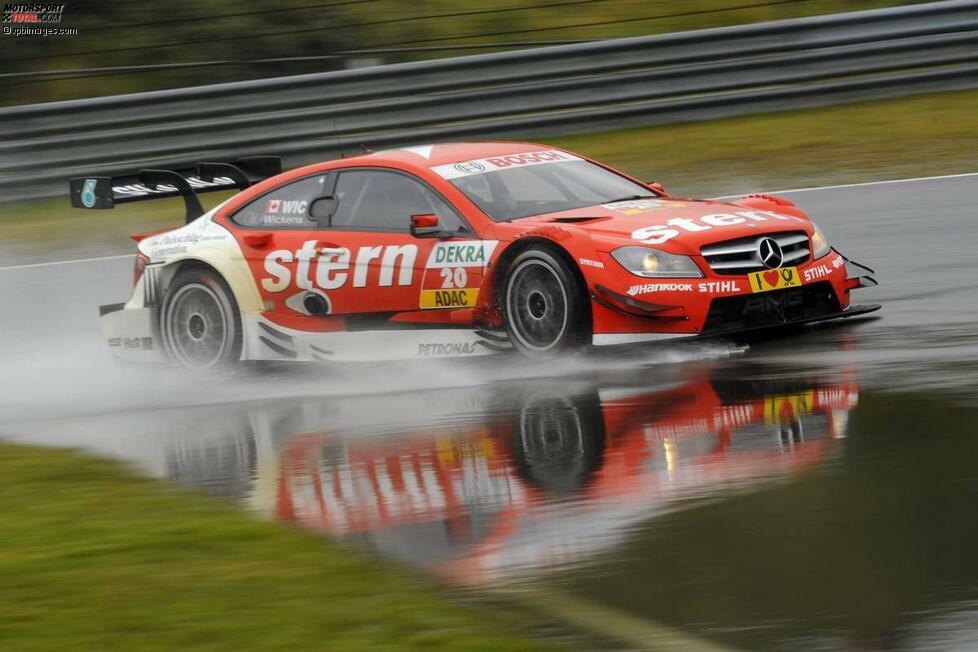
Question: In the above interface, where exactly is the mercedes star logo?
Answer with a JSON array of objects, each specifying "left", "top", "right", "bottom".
[{"left": 757, "top": 237, "right": 784, "bottom": 269}]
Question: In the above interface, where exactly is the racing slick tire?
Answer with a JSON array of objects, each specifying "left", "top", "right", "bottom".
[
  {"left": 503, "top": 247, "right": 588, "bottom": 355},
  {"left": 160, "top": 267, "right": 242, "bottom": 369}
]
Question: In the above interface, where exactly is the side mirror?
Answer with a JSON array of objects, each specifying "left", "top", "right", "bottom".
[
  {"left": 647, "top": 181, "right": 665, "bottom": 194},
  {"left": 410, "top": 213, "right": 444, "bottom": 238},
  {"left": 309, "top": 196, "right": 338, "bottom": 224}
]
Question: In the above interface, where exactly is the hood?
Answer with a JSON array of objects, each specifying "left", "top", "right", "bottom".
[{"left": 516, "top": 197, "right": 814, "bottom": 255}]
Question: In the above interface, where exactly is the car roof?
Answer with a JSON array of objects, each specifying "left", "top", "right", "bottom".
[
  {"left": 366, "top": 142, "right": 558, "bottom": 167},
  {"left": 219, "top": 142, "right": 565, "bottom": 216},
  {"left": 290, "top": 141, "right": 561, "bottom": 176}
]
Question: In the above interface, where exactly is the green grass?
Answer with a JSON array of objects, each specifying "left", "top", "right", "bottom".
[
  {"left": 3, "top": 87, "right": 977, "bottom": 266},
  {"left": 550, "top": 87, "right": 978, "bottom": 197},
  {"left": 0, "top": 442, "right": 558, "bottom": 652}
]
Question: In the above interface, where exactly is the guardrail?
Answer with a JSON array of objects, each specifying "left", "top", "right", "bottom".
[{"left": 2, "top": 0, "right": 977, "bottom": 201}]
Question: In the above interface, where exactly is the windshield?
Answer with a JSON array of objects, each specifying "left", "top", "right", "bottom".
[{"left": 438, "top": 153, "right": 654, "bottom": 221}]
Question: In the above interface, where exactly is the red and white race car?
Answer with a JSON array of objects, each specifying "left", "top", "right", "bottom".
[{"left": 71, "top": 142, "right": 879, "bottom": 367}]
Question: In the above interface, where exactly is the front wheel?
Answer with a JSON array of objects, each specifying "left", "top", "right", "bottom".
[
  {"left": 503, "top": 248, "right": 589, "bottom": 355},
  {"left": 160, "top": 267, "right": 242, "bottom": 369}
]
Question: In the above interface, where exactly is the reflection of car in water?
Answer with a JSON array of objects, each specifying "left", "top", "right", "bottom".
[
  {"left": 7, "top": 361, "right": 855, "bottom": 586},
  {"left": 243, "top": 368, "right": 859, "bottom": 584}
]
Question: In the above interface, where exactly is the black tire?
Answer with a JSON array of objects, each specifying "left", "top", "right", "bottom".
[
  {"left": 160, "top": 267, "right": 242, "bottom": 369},
  {"left": 503, "top": 247, "right": 588, "bottom": 355}
]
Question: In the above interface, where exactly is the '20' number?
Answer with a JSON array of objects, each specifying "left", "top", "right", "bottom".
[{"left": 440, "top": 267, "right": 468, "bottom": 289}]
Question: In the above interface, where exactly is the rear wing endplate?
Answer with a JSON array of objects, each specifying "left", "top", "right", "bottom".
[{"left": 69, "top": 156, "right": 281, "bottom": 224}]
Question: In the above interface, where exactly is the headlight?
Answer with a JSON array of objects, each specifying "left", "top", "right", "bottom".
[
  {"left": 811, "top": 223, "right": 832, "bottom": 259},
  {"left": 611, "top": 246, "right": 703, "bottom": 278}
]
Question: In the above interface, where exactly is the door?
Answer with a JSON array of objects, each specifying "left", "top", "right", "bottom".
[
  {"left": 236, "top": 167, "right": 475, "bottom": 323},
  {"left": 229, "top": 173, "right": 334, "bottom": 324},
  {"left": 314, "top": 167, "right": 473, "bottom": 316}
]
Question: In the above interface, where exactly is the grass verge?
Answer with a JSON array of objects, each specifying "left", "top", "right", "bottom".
[
  {"left": 0, "top": 441, "right": 558, "bottom": 652},
  {"left": 551, "top": 87, "right": 978, "bottom": 197},
  {"left": 2, "top": 88, "right": 977, "bottom": 265}
]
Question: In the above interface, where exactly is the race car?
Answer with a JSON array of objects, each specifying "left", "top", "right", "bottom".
[{"left": 70, "top": 142, "right": 879, "bottom": 367}]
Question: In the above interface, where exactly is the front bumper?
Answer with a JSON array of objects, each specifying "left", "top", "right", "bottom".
[
  {"left": 589, "top": 248, "right": 878, "bottom": 343},
  {"left": 701, "top": 301, "right": 881, "bottom": 340},
  {"left": 701, "top": 280, "right": 840, "bottom": 333}
]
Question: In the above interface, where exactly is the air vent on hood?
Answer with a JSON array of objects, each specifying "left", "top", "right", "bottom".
[{"left": 546, "top": 216, "right": 605, "bottom": 223}]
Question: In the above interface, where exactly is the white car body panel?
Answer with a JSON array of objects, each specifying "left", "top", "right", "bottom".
[{"left": 99, "top": 306, "right": 166, "bottom": 363}]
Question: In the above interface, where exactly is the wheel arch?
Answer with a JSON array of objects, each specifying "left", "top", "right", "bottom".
[
  {"left": 490, "top": 236, "right": 593, "bottom": 334},
  {"left": 153, "top": 251, "right": 263, "bottom": 315}
]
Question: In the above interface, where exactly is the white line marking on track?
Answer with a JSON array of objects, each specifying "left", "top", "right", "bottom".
[
  {"left": 715, "top": 171, "right": 978, "bottom": 198},
  {"left": 2, "top": 170, "right": 976, "bottom": 272},
  {"left": 0, "top": 253, "right": 132, "bottom": 272}
]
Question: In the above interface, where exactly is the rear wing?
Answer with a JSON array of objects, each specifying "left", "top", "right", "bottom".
[{"left": 69, "top": 156, "right": 282, "bottom": 224}]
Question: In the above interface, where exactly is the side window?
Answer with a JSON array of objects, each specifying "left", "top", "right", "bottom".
[
  {"left": 329, "top": 169, "right": 466, "bottom": 232},
  {"left": 231, "top": 175, "right": 326, "bottom": 228}
]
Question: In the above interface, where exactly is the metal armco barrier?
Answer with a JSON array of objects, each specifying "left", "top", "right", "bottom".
[{"left": 2, "top": 0, "right": 977, "bottom": 201}]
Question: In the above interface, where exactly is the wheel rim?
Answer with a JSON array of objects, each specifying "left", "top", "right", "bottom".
[
  {"left": 164, "top": 283, "right": 229, "bottom": 369},
  {"left": 506, "top": 258, "right": 569, "bottom": 352}
]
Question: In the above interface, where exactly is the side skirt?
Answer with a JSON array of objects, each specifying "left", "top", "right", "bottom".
[
  {"left": 592, "top": 333, "right": 690, "bottom": 346},
  {"left": 243, "top": 315, "right": 508, "bottom": 362}
]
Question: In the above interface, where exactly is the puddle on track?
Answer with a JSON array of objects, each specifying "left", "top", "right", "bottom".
[{"left": 5, "top": 354, "right": 978, "bottom": 651}]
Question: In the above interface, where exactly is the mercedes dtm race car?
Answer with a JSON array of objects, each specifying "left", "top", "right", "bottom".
[{"left": 70, "top": 142, "right": 879, "bottom": 367}]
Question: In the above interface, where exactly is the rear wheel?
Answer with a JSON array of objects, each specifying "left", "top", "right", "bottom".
[
  {"left": 161, "top": 267, "right": 242, "bottom": 369},
  {"left": 503, "top": 247, "right": 588, "bottom": 355}
]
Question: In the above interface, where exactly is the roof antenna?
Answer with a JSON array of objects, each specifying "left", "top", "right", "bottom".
[
  {"left": 359, "top": 144, "right": 373, "bottom": 154},
  {"left": 332, "top": 119, "right": 345, "bottom": 159}
]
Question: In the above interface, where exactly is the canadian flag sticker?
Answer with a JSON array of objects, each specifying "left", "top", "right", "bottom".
[{"left": 266, "top": 199, "right": 282, "bottom": 213}]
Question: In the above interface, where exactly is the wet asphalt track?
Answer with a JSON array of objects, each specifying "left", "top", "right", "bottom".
[{"left": 1, "top": 173, "right": 977, "bottom": 651}]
